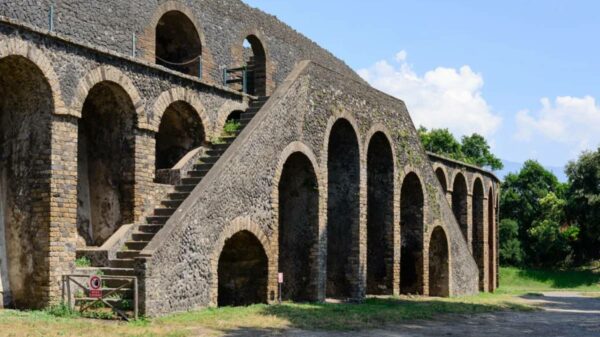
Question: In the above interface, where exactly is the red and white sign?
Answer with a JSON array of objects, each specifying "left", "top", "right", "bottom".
[
  {"left": 89, "top": 275, "right": 102, "bottom": 299},
  {"left": 278, "top": 273, "right": 284, "bottom": 284}
]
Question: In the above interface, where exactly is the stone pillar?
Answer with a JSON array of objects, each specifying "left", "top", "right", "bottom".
[
  {"left": 466, "top": 193, "right": 473, "bottom": 253},
  {"left": 48, "top": 115, "right": 79, "bottom": 304},
  {"left": 133, "top": 129, "right": 158, "bottom": 222}
]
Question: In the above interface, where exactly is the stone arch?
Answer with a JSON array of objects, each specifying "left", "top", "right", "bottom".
[
  {"left": 273, "top": 144, "right": 320, "bottom": 302},
  {"left": 428, "top": 226, "right": 450, "bottom": 297},
  {"left": 487, "top": 186, "right": 495, "bottom": 292},
  {"left": 214, "top": 100, "right": 250, "bottom": 135},
  {"left": 141, "top": 1, "right": 215, "bottom": 79},
  {"left": 433, "top": 165, "right": 448, "bottom": 193},
  {"left": 0, "top": 38, "right": 68, "bottom": 116},
  {"left": 0, "top": 53, "right": 54, "bottom": 308},
  {"left": 71, "top": 66, "right": 146, "bottom": 129},
  {"left": 233, "top": 30, "right": 270, "bottom": 96},
  {"left": 400, "top": 171, "right": 425, "bottom": 295},
  {"left": 76, "top": 80, "right": 137, "bottom": 246},
  {"left": 472, "top": 177, "right": 485, "bottom": 291},
  {"left": 323, "top": 117, "right": 361, "bottom": 299},
  {"left": 451, "top": 172, "right": 469, "bottom": 242},
  {"left": 365, "top": 130, "right": 395, "bottom": 295},
  {"left": 210, "top": 218, "right": 272, "bottom": 307}
]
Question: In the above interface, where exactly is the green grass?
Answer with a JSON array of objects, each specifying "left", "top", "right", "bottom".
[{"left": 497, "top": 266, "right": 600, "bottom": 294}]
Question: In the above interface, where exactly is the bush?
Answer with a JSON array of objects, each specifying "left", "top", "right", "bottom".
[{"left": 499, "top": 219, "right": 523, "bottom": 266}]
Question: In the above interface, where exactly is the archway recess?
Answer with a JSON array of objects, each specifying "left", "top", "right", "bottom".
[
  {"left": 428, "top": 227, "right": 450, "bottom": 297},
  {"left": 155, "top": 11, "right": 203, "bottom": 76},
  {"left": 400, "top": 172, "right": 424, "bottom": 295}
]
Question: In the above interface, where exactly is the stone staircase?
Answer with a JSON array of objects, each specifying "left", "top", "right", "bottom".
[{"left": 74, "top": 96, "right": 269, "bottom": 316}]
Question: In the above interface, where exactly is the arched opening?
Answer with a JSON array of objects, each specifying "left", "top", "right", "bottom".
[
  {"left": 278, "top": 152, "right": 319, "bottom": 302},
  {"left": 452, "top": 173, "right": 468, "bottom": 242},
  {"left": 242, "top": 36, "right": 267, "bottom": 96},
  {"left": 0, "top": 55, "right": 52, "bottom": 308},
  {"left": 218, "top": 231, "right": 268, "bottom": 306},
  {"left": 77, "top": 82, "right": 136, "bottom": 247},
  {"left": 488, "top": 188, "right": 495, "bottom": 292},
  {"left": 155, "top": 11, "right": 202, "bottom": 77},
  {"left": 366, "top": 132, "right": 394, "bottom": 295},
  {"left": 226, "top": 110, "right": 244, "bottom": 124},
  {"left": 428, "top": 227, "right": 450, "bottom": 297},
  {"left": 472, "top": 178, "right": 485, "bottom": 291},
  {"left": 326, "top": 119, "right": 360, "bottom": 299},
  {"left": 155, "top": 101, "right": 205, "bottom": 171},
  {"left": 400, "top": 172, "right": 424, "bottom": 295},
  {"left": 435, "top": 168, "right": 447, "bottom": 192}
]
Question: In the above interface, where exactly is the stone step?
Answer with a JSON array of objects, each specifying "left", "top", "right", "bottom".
[
  {"left": 137, "top": 224, "right": 163, "bottom": 233},
  {"left": 206, "top": 149, "right": 225, "bottom": 156},
  {"left": 168, "top": 192, "right": 190, "bottom": 200},
  {"left": 187, "top": 170, "right": 208, "bottom": 178},
  {"left": 193, "top": 163, "right": 214, "bottom": 171},
  {"left": 174, "top": 184, "right": 196, "bottom": 193},
  {"left": 161, "top": 199, "right": 184, "bottom": 208},
  {"left": 124, "top": 240, "right": 149, "bottom": 250},
  {"left": 146, "top": 215, "right": 170, "bottom": 225},
  {"left": 181, "top": 177, "right": 202, "bottom": 185},
  {"left": 99, "top": 267, "right": 137, "bottom": 277},
  {"left": 110, "top": 258, "right": 136, "bottom": 269},
  {"left": 154, "top": 207, "right": 176, "bottom": 216},
  {"left": 211, "top": 143, "right": 230, "bottom": 151},
  {"left": 199, "top": 156, "right": 219, "bottom": 165},
  {"left": 131, "top": 231, "right": 155, "bottom": 241},
  {"left": 116, "top": 250, "right": 140, "bottom": 259}
]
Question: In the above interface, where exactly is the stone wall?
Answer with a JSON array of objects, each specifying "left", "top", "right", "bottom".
[
  {"left": 0, "top": 0, "right": 362, "bottom": 90},
  {"left": 140, "top": 61, "right": 481, "bottom": 316}
]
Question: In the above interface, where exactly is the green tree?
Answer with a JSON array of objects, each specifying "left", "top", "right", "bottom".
[
  {"left": 461, "top": 133, "right": 504, "bottom": 170},
  {"left": 500, "top": 160, "right": 565, "bottom": 264},
  {"left": 565, "top": 148, "right": 600, "bottom": 261},
  {"left": 526, "top": 192, "right": 577, "bottom": 267},
  {"left": 499, "top": 218, "right": 523, "bottom": 266},
  {"left": 418, "top": 127, "right": 463, "bottom": 160}
]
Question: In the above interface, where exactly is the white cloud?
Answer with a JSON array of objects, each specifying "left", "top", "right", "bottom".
[
  {"left": 514, "top": 95, "right": 600, "bottom": 155},
  {"left": 358, "top": 50, "right": 502, "bottom": 137}
]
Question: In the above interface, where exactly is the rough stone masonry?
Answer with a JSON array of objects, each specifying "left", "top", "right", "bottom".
[{"left": 0, "top": 0, "right": 499, "bottom": 316}]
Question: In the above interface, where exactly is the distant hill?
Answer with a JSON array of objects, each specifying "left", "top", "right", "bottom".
[{"left": 494, "top": 160, "right": 568, "bottom": 183}]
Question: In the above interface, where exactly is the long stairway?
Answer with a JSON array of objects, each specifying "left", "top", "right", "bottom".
[{"left": 75, "top": 96, "right": 268, "bottom": 316}]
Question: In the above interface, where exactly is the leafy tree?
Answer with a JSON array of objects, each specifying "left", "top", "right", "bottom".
[
  {"left": 526, "top": 192, "right": 577, "bottom": 267},
  {"left": 565, "top": 149, "right": 600, "bottom": 261},
  {"left": 418, "top": 127, "right": 463, "bottom": 160},
  {"left": 499, "top": 218, "right": 523, "bottom": 266},
  {"left": 418, "top": 127, "right": 503, "bottom": 170},
  {"left": 461, "top": 134, "right": 504, "bottom": 170}
]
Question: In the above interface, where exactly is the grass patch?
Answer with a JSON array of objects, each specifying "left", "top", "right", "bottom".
[
  {"left": 497, "top": 266, "right": 600, "bottom": 294},
  {"left": 74, "top": 257, "right": 92, "bottom": 268}
]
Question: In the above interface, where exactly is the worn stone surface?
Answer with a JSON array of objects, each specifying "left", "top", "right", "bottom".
[{"left": 0, "top": 0, "right": 500, "bottom": 314}]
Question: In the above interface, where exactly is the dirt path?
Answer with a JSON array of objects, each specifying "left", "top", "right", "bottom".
[{"left": 220, "top": 292, "right": 600, "bottom": 337}]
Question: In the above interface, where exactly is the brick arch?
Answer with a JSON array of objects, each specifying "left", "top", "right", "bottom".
[
  {"left": 424, "top": 225, "right": 452, "bottom": 297},
  {"left": 321, "top": 112, "right": 364, "bottom": 167},
  {"left": 139, "top": 1, "right": 216, "bottom": 81},
  {"left": 231, "top": 29, "right": 273, "bottom": 95},
  {"left": 214, "top": 100, "right": 250, "bottom": 135},
  {"left": 450, "top": 170, "right": 471, "bottom": 194},
  {"left": 431, "top": 164, "right": 449, "bottom": 193},
  {"left": 0, "top": 38, "right": 68, "bottom": 116},
  {"left": 70, "top": 66, "right": 146, "bottom": 128},
  {"left": 151, "top": 87, "right": 212, "bottom": 137},
  {"left": 364, "top": 124, "right": 397, "bottom": 169},
  {"left": 209, "top": 217, "right": 275, "bottom": 306},
  {"left": 471, "top": 173, "right": 486, "bottom": 196}
]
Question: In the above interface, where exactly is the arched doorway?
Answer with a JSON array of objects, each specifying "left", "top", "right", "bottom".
[
  {"left": 0, "top": 55, "right": 53, "bottom": 308},
  {"left": 155, "top": 101, "right": 205, "bottom": 171},
  {"left": 400, "top": 172, "right": 424, "bottom": 295},
  {"left": 218, "top": 231, "right": 268, "bottom": 306},
  {"left": 452, "top": 173, "right": 468, "bottom": 242},
  {"left": 488, "top": 188, "right": 495, "bottom": 292},
  {"left": 435, "top": 168, "right": 447, "bottom": 192},
  {"left": 155, "top": 11, "right": 202, "bottom": 77},
  {"left": 366, "top": 132, "right": 394, "bottom": 295},
  {"left": 242, "top": 36, "right": 267, "bottom": 96},
  {"left": 326, "top": 119, "right": 360, "bottom": 299},
  {"left": 472, "top": 178, "right": 485, "bottom": 291},
  {"left": 278, "top": 152, "right": 319, "bottom": 302},
  {"left": 77, "top": 82, "right": 136, "bottom": 247},
  {"left": 428, "top": 227, "right": 450, "bottom": 297}
]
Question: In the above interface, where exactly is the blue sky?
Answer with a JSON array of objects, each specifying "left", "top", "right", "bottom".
[{"left": 242, "top": 0, "right": 600, "bottom": 173}]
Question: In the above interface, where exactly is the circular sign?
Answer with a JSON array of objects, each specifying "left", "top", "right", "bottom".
[{"left": 89, "top": 275, "right": 102, "bottom": 290}]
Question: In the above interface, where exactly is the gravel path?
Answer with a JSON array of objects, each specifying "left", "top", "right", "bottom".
[{"left": 221, "top": 292, "right": 600, "bottom": 337}]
